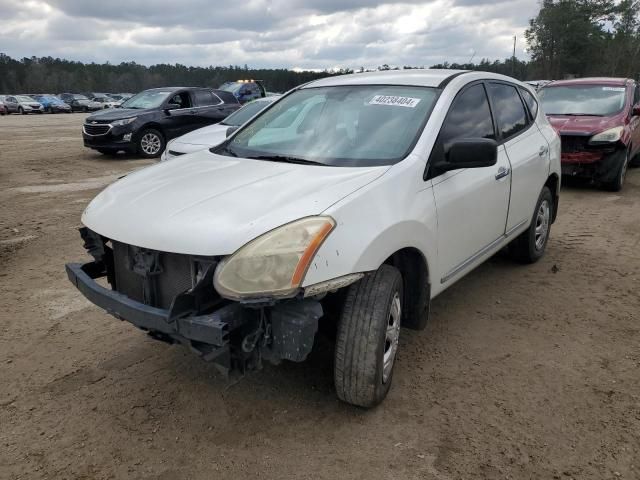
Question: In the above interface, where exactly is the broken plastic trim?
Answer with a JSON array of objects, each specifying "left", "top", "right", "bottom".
[{"left": 303, "top": 273, "right": 365, "bottom": 298}]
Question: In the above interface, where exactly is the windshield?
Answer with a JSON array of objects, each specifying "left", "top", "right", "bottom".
[
  {"left": 17, "top": 95, "right": 35, "bottom": 102},
  {"left": 217, "top": 85, "right": 439, "bottom": 167},
  {"left": 121, "top": 90, "right": 173, "bottom": 109},
  {"left": 222, "top": 100, "right": 272, "bottom": 126},
  {"left": 73, "top": 95, "right": 89, "bottom": 100},
  {"left": 220, "top": 83, "right": 242, "bottom": 94},
  {"left": 539, "top": 85, "right": 627, "bottom": 116}
]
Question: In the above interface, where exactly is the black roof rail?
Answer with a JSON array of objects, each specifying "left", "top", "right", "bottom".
[{"left": 438, "top": 70, "right": 470, "bottom": 89}]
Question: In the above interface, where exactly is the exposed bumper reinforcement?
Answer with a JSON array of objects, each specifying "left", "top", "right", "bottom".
[{"left": 65, "top": 262, "right": 244, "bottom": 347}]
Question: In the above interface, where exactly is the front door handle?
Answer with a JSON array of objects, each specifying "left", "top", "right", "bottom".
[
  {"left": 495, "top": 166, "right": 510, "bottom": 180},
  {"left": 539, "top": 145, "right": 549, "bottom": 156}
]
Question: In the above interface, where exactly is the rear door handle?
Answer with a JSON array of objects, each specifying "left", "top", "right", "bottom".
[{"left": 539, "top": 145, "right": 549, "bottom": 156}]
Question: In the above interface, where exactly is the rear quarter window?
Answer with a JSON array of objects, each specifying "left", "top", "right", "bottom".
[{"left": 520, "top": 88, "right": 539, "bottom": 120}]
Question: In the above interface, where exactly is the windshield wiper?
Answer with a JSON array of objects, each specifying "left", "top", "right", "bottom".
[
  {"left": 550, "top": 113, "right": 604, "bottom": 117},
  {"left": 217, "top": 145, "right": 238, "bottom": 157},
  {"left": 247, "top": 155, "right": 326, "bottom": 166}
]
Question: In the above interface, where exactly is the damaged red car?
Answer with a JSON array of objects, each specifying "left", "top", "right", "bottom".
[{"left": 539, "top": 77, "right": 640, "bottom": 191}]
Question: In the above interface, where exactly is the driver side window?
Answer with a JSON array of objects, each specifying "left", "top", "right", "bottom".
[
  {"left": 427, "top": 83, "right": 495, "bottom": 178},
  {"left": 169, "top": 92, "right": 191, "bottom": 109}
]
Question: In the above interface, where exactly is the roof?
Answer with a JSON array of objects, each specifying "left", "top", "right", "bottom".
[
  {"left": 145, "top": 86, "right": 220, "bottom": 92},
  {"left": 545, "top": 77, "right": 632, "bottom": 87},
  {"left": 303, "top": 69, "right": 468, "bottom": 89}
]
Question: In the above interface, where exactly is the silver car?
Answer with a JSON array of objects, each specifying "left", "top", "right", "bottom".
[{"left": 4, "top": 95, "right": 44, "bottom": 114}]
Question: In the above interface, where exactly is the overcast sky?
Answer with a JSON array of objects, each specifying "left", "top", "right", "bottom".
[{"left": 0, "top": 0, "right": 537, "bottom": 70}]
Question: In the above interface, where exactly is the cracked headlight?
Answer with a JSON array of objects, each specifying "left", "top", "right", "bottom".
[
  {"left": 112, "top": 117, "right": 137, "bottom": 127},
  {"left": 214, "top": 216, "right": 335, "bottom": 300}
]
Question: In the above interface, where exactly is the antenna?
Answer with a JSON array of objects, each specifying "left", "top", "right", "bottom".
[{"left": 512, "top": 35, "right": 517, "bottom": 76}]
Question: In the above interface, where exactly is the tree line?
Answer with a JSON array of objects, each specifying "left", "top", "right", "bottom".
[
  {"left": 0, "top": 55, "right": 350, "bottom": 94},
  {"left": 525, "top": 0, "right": 639, "bottom": 79},
  {"left": 0, "top": 0, "right": 638, "bottom": 94}
]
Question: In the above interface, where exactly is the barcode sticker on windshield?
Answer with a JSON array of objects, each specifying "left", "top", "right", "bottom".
[
  {"left": 602, "top": 87, "right": 625, "bottom": 92},
  {"left": 369, "top": 95, "right": 421, "bottom": 108}
]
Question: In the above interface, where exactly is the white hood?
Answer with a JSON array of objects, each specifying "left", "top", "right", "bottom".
[
  {"left": 170, "top": 124, "right": 228, "bottom": 149},
  {"left": 83, "top": 149, "right": 389, "bottom": 255}
]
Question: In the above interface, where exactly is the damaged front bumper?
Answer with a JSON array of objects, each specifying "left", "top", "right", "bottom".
[
  {"left": 65, "top": 229, "right": 325, "bottom": 373},
  {"left": 66, "top": 262, "right": 242, "bottom": 358}
]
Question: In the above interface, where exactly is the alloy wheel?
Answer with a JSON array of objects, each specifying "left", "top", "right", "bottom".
[
  {"left": 535, "top": 200, "right": 550, "bottom": 251},
  {"left": 140, "top": 133, "right": 162, "bottom": 156},
  {"left": 382, "top": 291, "right": 402, "bottom": 384}
]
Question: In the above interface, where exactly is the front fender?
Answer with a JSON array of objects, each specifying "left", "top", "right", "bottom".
[{"left": 302, "top": 163, "right": 438, "bottom": 292}]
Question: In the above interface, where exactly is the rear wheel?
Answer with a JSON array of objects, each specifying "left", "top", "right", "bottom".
[
  {"left": 137, "top": 129, "right": 165, "bottom": 158},
  {"left": 334, "top": 264, "right": 403, "bottom": 408},
  {"left": 510, "top": 186, "right": 553, "bottom": 264}
]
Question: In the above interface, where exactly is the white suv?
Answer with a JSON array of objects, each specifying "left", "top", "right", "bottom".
[{"left": 67, "top": 70, "right": 561, "bottom": 407}]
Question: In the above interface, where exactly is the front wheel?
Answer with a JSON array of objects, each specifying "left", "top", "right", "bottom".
[
  {"left": 137, "top": 129, "right": 165, "bottom": 158},
  {"left": 19, "top": 107, "right": 25, "bottom": 115},
  {"left": 334, "top": 264, "right": 403, "bottom": 408},
  {"left": 510, "top": 186, "right": 553, "bottom": 264},
  {"left": 603, "top": 148, "right": 630, "bottom": 192}
]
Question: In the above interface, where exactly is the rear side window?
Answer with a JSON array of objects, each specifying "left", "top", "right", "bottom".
[
  {"left": 438, "top": 83, "right": 496, "bottom": 147},
  {"left": 215, "top": 90, "right": 240, "bottom": 104},
  {"left": 520, "top": 88, "right": 538, "bottom": 120},
  {"left": 193, "top": 90, "right": 219, "bottom": 106},
  {"left": 487, "top": 83, "right": 529, "bottom": 140}
]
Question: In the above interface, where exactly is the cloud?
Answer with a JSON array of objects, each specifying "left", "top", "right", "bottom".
[{"left": 0, "top": 0, "right": 538, "bottom": 69}]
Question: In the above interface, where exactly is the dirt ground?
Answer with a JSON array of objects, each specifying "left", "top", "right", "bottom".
[{"left": 1, "top": 113, "right": 639, "bottom": 480}]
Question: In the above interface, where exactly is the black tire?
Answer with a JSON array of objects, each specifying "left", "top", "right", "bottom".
[
  {"left": 510, "top": 186, "right": 553, "bottom": 264},
  {"left": 630, "top": 146, "right": 639, "bottom": 168},
  {"left": 334, "top": 264, "right": 403, "bottom": 408},
  {"left": 603, "top": 148, "right": 630, "bottom": 192},
  {"left": 19, "top": 107, "right": 25, "bottom": 115},
  {"left": 136, "top": 128, "right": 165, "bottom": 158}
]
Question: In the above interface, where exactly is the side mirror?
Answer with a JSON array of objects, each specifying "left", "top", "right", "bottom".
[
  {"left": 164, "top": 103, "right": 180, "bottom": 114},
  {"left": 226, "top": 126, "right": 240, "bottom": 137},
  {"left": 632, "top": 103, "right": 640, "bottom": 116},
  {"left": 436, "top": 138, "right": 498, "bottom": 172}
]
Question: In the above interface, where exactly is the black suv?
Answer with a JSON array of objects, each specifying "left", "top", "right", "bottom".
[{"left": 82, "top": 87, "right": 240, "bottom": 158}]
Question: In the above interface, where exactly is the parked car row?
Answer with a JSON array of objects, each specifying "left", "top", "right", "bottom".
[{"left": 0, "top": 92, "right": 135, "bottom": 115}]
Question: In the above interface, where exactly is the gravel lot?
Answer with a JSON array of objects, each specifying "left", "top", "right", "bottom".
[{"left": 1, "top": 113, "right": 639, "bottom": 480}]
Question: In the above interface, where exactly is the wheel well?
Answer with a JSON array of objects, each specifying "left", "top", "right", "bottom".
[
  {"left": 384, "top": 247, "right": 430, "bottom": 330},
  {"left": 545, "top": 173, "right": 560, "bottom": 223},
  {"left": 138, "top": 123, "right": 165, "bottom": 141}
]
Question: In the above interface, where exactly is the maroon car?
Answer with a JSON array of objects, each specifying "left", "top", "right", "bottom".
[{"left": 539, "top": 77, "right": 640, "bottom": 191}]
